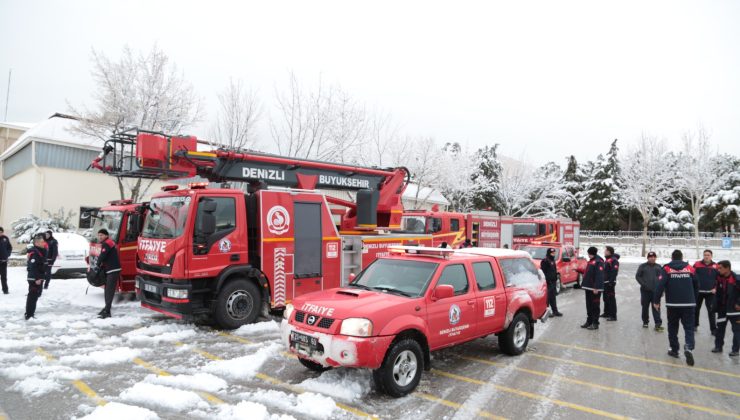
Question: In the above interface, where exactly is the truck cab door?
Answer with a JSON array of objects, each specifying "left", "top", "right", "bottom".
[
  {"left": 426, "top": 263, "right": 477, "bottom": 350},
  {"left": 473, "top": 260, "right": 507, "bottom": 336},
  {"left": 190, "top": 196, "right": 245, "bottom": 278},
  {"left": 118, "top": 212, "right": 140, "bottom": 292}
]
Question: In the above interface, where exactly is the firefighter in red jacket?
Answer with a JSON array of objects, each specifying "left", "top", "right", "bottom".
[
  {"left": 25, "top": 234, "right": 47, "bottom": 320},
  {"left": 579, "top": 246, "right": 604, "bottom": 330},
  {"left": 94, "top": 229, "right": 121, "bottom": 319},
  {"left": 712, "top": 260, "right": 740, "bottom": 357},
  {"left": 693, "top": 249, "right": 718, "bottom": 335},
  {"left": 601, "top": 246, "right": 620, "bottom": 321}
]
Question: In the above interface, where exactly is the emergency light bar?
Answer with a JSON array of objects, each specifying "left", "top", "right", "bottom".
[{"left": 388, "top": 246, "right": 455, "bottom": 259}]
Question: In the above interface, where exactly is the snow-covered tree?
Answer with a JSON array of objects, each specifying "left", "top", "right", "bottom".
[
  {"left": 702, "top": 154, "right": 740, "bottom": 233},
  {"left": 675, "top": 127, "right": 732, "bottom": 257},
  {"left": 210, "top": 78, "right": 261, "bottom": 150},
  {"left": 620, "top": 135, "right": 677, "bottom": 256},
  {"left": 436, "top": 142, "right": 495, "bottom": 212},
  {"left": 560, "top": 155, "right": 582, "bottom": 220},
  {"left": 650, "top": 207, "right": 694, "bottom": 231},
  {"left": 579, "top": 140, "right": 622, "bottom": 230},
  {"left": 471, "top": 145, "right": 502, "bottom": 211},
  {"left": 492, "top": 160, "right": 570, "bottom": 217},
  {"left": 70, "top": 45, "right": 203, "bottom": 202},
  {"left": 405, "top": 137, "right": 444, "bottom": 207},
  {"left": 12, "top": 209, "right": 77, "bottom": 244}
]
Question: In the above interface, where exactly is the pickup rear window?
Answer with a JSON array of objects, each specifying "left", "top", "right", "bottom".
[
  {"left": 522, "top": 246, "right": 560, "bottom": 260},
  {"left": 499, "top": 257, "right": 541, "bottom": 287},
  {"left": 351, "top": 259, "right": 438, "bottom": 297}
]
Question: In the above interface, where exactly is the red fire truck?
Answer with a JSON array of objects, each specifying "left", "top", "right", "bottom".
[
  {"left": 401, "top": 208, "right": 514, "bottom": 249},
  {"left": 91, "top": 129, "right": 431, "bottom": 328},
  {"left": 86, "top": 200, "right": 148, "bottom": 295},
  {"left": 512, "top": 218, "right": 580, "bottom": 248}
]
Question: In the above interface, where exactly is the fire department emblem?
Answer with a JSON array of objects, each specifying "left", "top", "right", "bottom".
[
  {"left": 307, "top": 315, "right": 317, "bottom": 326},
  {"left": 267, "top": 206, "right": 290, "bottom": 235},
  {"left": 219, "top": 239, "right": 232, "bottom": 253},
  {"left": 449, "top": 304, "right": 461, "bottom": 325}
]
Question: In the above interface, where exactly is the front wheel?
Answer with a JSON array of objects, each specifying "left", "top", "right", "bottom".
[
  {"left": 214, "top": 279, "right": 261, "bottom": 329},
  {"left": 573, "top": 273, "right": 582, "bottom": 289},
  {"left": 499, "top": 313, "right": 531, "bottom": 356},
  {"left": 556, "top": 275, "right": 562, "bottom": 295},
  {"left": 373, "top": 339, "right": 424, "bottom": 397}
]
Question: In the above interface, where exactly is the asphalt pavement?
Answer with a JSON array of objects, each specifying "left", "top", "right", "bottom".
[{"left": 0, "top": 262, "right": 738, "bottom": 419}]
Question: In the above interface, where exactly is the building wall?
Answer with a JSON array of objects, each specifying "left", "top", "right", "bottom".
[{"left": 0, "top": 167, "right": 39, "bottom": 232}]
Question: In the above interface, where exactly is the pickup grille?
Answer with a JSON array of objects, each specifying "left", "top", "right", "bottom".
[
  {"left": 295, "top": 311, "right": 305, "bottom": 322},
  {"left": 293, "top": 311, "right": 334, "bottom": 329},
  {"left": 317, "top": 318, "right": 335, "bottom": 329}
]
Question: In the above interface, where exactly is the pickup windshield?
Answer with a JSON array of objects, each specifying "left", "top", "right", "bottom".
[
  {"left": 522, "top": 246, "right": 560, "bottom": 260},
  {"left": 350, "top": 259, "right": 438, "bottom": 298},
  {"left": 89, "top": 211, "right": 123, "bottom": 243},
  {"left": 142, "top": 196, "right": 191, "bottom": 239}
]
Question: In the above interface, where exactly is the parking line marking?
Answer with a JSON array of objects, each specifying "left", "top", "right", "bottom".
[
  {"left": 529, "top": 353, "right": 740, "bottom": 398},
  {"left": 183, "top": 343, "right": 378, "bottom": 419},
  {"left": 35, "top": 347, "right": 107, "bottom": 406},
  {"left": 132, "top": 356, "right": 225, "bottom": 405},
  {"left": 463, "top": 356, "right": 740, "bottom": 419},
  {"left": 539, "top": 340, "right": 740, "bottom": 380},
  {"left": 431, "top": 369, "right": 629, "bottom": 420},
  {"left": 414, "top": 392, "right": 508, "bottom": 420},
  {"left": 217, "top": 331, "right": 254, "bottom": 345}
]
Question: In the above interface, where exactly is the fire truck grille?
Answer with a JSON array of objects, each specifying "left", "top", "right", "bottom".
[
  {"left": 317, "top": 318, "right": 335, "bottom": 329},
  {"left": 295, "top": 311, "right": 305, "bottom": 322}
]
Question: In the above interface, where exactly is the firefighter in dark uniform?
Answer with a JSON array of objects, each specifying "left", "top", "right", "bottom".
[
  {"left": 43, "top": 230, "right": 58, "bottom": 291},
  {"left": 712, "top": 260, "right": 740, "bottom": 356},
  {"left": 601, "top": 246, "right": 620, "bottom": 321},
  {"left": 693, "top": 250, "right": 718, "bottom": 335},
  {"left": 0, "top": 227, "right": 12, "bottom": 294},
  {"left": 25, "top": 233, "right": 47, "bottom": 320},
  {"left": 579, "top": 246, "right": 604, "bottom": 330},
  {"left": 654, "top": 249, "right": 699, "bottom": 366},
  {"left": 541, "top": 247, "right": 563, "bottom": 317},
  {"left": 95, "top": 229, "right": 121, "bottom": 319},
  {"left": 635, "top": 251, "right": 663, "bottom": 331}
]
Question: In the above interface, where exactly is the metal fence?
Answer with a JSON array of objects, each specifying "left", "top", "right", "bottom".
[{"left": 580, "top": 230, "right": 738, "bottom": 250}]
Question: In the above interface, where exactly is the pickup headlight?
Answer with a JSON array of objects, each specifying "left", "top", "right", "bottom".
[
  {"left": 340, "top": 318, "right": 373, "bottom": 337},
  {"left": 283, "top": 303, "right": 294, "bottom": 320},
  {"left": 135, "top": 279, "right": 140, "bottom": 289},
  {"left": 166, "top": 288, "right": 188, "bottom": 299}
]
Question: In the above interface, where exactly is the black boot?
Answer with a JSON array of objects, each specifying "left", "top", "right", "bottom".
[
  {"left": 98, "top": 309, "right": 111, "bottom": 319},
  {"left": 580, "top": 322, "right": 590, "bottom": 328}
]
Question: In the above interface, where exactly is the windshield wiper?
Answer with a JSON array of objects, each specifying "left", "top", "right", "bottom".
[
  {"left": 348, "top": 283, "right": 372, "bottom": 291},
  {"left": 372, "top": 286, "right": 413, "bottom": 297}
]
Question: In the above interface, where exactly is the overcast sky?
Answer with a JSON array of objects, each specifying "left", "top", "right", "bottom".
[{"left": 1, "top": 0, "right": 739, "bottom": 165}]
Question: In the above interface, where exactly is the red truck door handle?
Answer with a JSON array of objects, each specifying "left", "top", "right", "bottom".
[{"left": 467, "top": 300, "right": 476, "bottom": 306}]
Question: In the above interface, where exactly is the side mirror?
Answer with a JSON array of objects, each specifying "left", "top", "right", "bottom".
[
  {"left": 202, "top": 200, "right": 217, "bottom": 213},
  {"left": 348, "top": 273, "right": 356, "bottom": 282},
  {"left": 197, "top": 213, "right": 216, "bottom": 236},
  {"left": 432, "top": 284, "right": 455, "bottom": 301}
]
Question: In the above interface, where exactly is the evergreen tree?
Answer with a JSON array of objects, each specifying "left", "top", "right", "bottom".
[
  {"left": 471, "top": 144, "right": 502, "bottom": 210},
  {"left": 560, "top": 155, "right": 582, "bottom": 220},
  {"left": 579, "top": 139, "right": 622, "bottom": 230}
]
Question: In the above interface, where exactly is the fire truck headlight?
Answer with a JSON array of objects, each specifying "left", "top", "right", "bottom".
[
  {"left": 166, "top": 288, "right": 188, "bottom": 299},
  {"left": 340, "top": 318, "right": 373, "bottom": 337},
  {"left": 283, "top": 304, "right": 294, "bottom": 320}
]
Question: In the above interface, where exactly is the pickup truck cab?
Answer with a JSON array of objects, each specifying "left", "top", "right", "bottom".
[
  {"left": 521, "top": 242, "right": 587, "bottom": 294},
  {"left": 281, "top": 246, "right": 549, "bottom": 397}
]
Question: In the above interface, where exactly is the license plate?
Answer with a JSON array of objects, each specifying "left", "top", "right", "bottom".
[
  {"left": 144, "top": 283, "right": 158, "bottom": 293},
  {"left": 290, "top": 331, "right": 318, "bottom": 348}
]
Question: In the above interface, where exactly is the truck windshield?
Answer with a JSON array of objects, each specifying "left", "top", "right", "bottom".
[
  {"left": 513, "top": 223, "right": 537, "bottom": 237},
  {"left": 142, "top": 196, "right": 191, "bottom": 239},
  {"left": 89, "top": 211, "right": 123, "bottom": 242},
  {"left": 350, "top": 259, "right": 438, "bottom": 297},
  {"left": 522, "top": 246, "right": 560, "bottom": 260},
  {"left": 401, "top": 216, "right": 427, "bottom": 233}
]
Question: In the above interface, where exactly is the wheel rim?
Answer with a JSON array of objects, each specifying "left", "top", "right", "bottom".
[
  {"left": 226, "top": 290, "right": 253, "bottom": 320},
  {"left": 513, "top": 320, "right": 527, "bottom": 348},
  {"left": 392, "top": 350, "right": 418, "bottom": 387},
  {"left": 556, "top": 277, "right": 562, "bottom": 294}
]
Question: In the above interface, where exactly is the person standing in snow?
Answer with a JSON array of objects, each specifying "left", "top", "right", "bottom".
[
  {"left": 43, "top": 230, "right": 58, "bottom": 291},
  {"left": 25, "top": 233, "right": 47, "bottom": 320},
  {"left": 540, "top": 247, "right": 563, "bottom": 317},
  {"left": 693, "top": 250, "right": 718, "bottom": 335},
  {"left": 601, "top": 246, "right": 620, "bottom": 321},
  {"left": 95, "top": 229, "right": 121, "bottom": 319},
  {"left": 0, "top": 227, "right": 12, "bottom": 294},
  {"left": 654, "top": 249, "right": 699, "bottom": 366},
  {"left": 577, "top": 246, "right": 604, "bottom": 330},
  {"left": 711, "top": 260, "right": 739, "bottom": 357},
  {"left": 635, "top": 251, "right": 664, "bottom": 331}
]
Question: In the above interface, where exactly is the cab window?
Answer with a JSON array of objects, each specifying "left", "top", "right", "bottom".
[
  {"left": 450, "top": 219, "right": 461, "bottom": 231},
  {"left": 473, "top": 261, "right": 496, "bottom": 291},
  {"left": 429, "top": 218, "right": 443, "bottom": 233},
  {"left": 436, "top": 264, "right": 469, "bottom": 295},
  {"left": 499, "top": 257, "right": 541, "bottom": 287}
]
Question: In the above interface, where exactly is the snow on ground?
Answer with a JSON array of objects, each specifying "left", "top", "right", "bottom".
[
  {"left": 242, "top": 389, "right": 337, "bottom": 419},
  {"left": 232, "top": 320, "right": 281, "bottom": 336},
  {"left": 80, "top": 402, "right": 160, "bottom": 420},
  {"left": 144, "top": 372, "right": 228, "bottom": 393},
  {"left": 59, "top": 347, "right": 142, "bottom": 367},
  {"left": 118, "top": 382, "right": 210, "bottom": 412},
  {"left": 123, "top": 323, "right": 198, "bottom": 345},
  {"left": 217, "top": 401, "right": 297, "bottom": 420},
  {"left": 298, "top": 368, "right": 374, "bottom": 402},
  {"left": 202, "top": 342, "right": 283, "bottom": 380}
]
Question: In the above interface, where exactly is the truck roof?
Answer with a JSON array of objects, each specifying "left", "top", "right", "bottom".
[
  {"left": 388, "top": 246, "right": 531, "bottom": 261},
  {"left": 455, "top": 248, "right": 532, "bottom": 259}
]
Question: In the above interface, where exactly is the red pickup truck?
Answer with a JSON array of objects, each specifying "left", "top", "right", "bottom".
[
  {"left": 520, "top": 242, "right": 587, "bottom": 294},
  {"left": 281, "top": 246, "right": 549, "bottom": 397}
]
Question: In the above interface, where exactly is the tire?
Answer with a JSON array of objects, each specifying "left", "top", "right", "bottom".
[
  {"left": 373, "top": 338, "right": 424, "bottom": 397},
  {"left": 214, "top": 278, "right": 261, "bottom": 329},
  {"left": 556, "top": 274, "right": 562, "bottom": 295},
  {"left": 573, "top": 273, "right": 582, "bottom": 289},
  {"left": 498, "top": 313, "right": 531, "bottom": 356},
  {"left": 298, "top": 357, "right": 332, "bottom": 372}
]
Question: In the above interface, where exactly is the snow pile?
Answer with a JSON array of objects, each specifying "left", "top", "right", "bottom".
[
  {"left": 233, "top": 320, "right": 280, "bottom": 336},
  {"left": 245, "top": 389, "right": 336, "bottom": 418},
  {"left": 202, "top": 342, "right": 281, "bottom": 380},
  {"left": 0, "top": 336, "right": 46, "bottom": 350},
  {"left": 60, "top": 347, "right": 141, "bottom": 366},
  {"left": 119, "top": 382, "right": 208, "bottom": 411},
  {"left": 8, "top": 377, "right": 62, "bottom": 397},
  {"left": 80, "top": 402, "right": 160, "bottom": 420},
  {"left": 298, "top": 369, "right": 373, "bottom": 401},
  {"left": 217, "top": 401, "right": 296, "bottom": 420},
  {"left": 144, "top": 372, "right": 228, "bottom": 393},
  {"left": 123, "top": 324, "right": 197, "bottom": 345}
]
